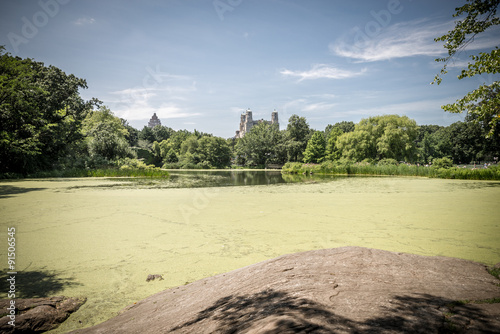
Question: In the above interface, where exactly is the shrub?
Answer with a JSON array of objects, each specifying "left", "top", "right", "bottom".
[
  {"left": 378, "top": 158, "right": 398, "bottom": 166},
  {"left": 432, "top": 157, "right": 453, "bottom": 169}
]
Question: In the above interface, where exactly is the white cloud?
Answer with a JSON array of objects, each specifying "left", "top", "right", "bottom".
[
  {"left": 331, "top": 18, "right": 500, "bottom": 62},
  {"left": 280, "top": 64, "right": 367, "bottom": 81},
  {"left": 106, "top": 73, "right": 199, "bottom": 121},
  {"left": 331, "top": 19, "right": 449, "bottom": 62},
  {"left": 74, "top": 17, "right": 96, "bottom": 25}
]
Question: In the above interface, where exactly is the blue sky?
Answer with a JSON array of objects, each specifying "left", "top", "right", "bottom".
[{"left": 1, "top": 0, "right": 499, "bottom": 138}]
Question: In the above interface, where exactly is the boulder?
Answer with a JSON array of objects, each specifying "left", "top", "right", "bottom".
[
  {"left": 0, "top": 296, "right": 86, "bottom": 333},
  {"left": 70, "top": 247, "right": 500, "bottom": 333}
]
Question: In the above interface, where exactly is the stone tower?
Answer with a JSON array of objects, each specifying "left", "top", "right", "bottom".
[
  {"left": 271, "top": 109, "right": 278, "bottom": 125},
  {"left": 148, "top": 113, "right": 161, "bottom": 128},
  {"left": 235, "top": 108, "right": 279, "bottom": 138}
]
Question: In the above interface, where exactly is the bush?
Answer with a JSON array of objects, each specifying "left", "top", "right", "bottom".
[
  {"left": 432, "top": 157, "right": 453, "bottom": 169},
  {"left": 378, "top": 158, "right": 398, "bottom": 166}
]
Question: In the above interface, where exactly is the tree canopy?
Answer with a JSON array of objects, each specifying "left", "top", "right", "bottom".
[
  {"left": 0, "top": 47, "right": 95, "bottom": 174},
  {"left": 434, "top": 0, "right": 500, "bottom": 137}
]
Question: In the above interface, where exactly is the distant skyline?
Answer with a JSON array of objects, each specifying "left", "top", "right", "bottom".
[{"left": 1, "top": 0, "right": 498, "bottom": 138}]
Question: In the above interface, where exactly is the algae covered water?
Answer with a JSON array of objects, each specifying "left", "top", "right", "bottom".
[{"left": 0, "top": 174, "right": 499, "bottom": 332}]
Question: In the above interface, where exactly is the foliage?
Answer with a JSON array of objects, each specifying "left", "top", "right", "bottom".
[
  {"left": 236, "top": 122, "right": 283, "bottom": 166},
  {"left": 325, "top": 127, "right": 343, "bottom": 161},
  {"left": 285, "top": 114, "right": 312, "bottom": 162},
  {"left": 325, "top": 121, "right": 355, "bottom": 137},
  {"left": 432, "top": 157, "right": 454, "bottom": 169},
  {"left": 303, "top": 131, "right": 327, "bottom": 163},
  {"left": 82, "top": 106, "right": 135, "bottom": 161},
  {"left": 377, "top": 158, "right": 399, "bottom": 166},
  {"left": 282, "top": 161, "right": 500, "bottom": 180},
  {"left": 0, "top": 47, "right": 95, "bottom": 174},
  {"left": 336, "top": 115, "right": 419, "bottom": 162},
  {"left": 434, "top": 0, "right": 500, "bottom": 136}
]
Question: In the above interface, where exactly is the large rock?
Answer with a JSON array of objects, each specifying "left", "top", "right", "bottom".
[
  {"left": 73, "top": 247, "right": 500, "bottom": 333},
  {"left": 0, "top": 296, "right": 86, "bottom": 333}
]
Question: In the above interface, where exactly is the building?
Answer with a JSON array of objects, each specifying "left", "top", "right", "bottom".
[
  {"left": 148, "top": 113, "right": 161, "bottom": 128},
  {"left": 235, "top": 108, "right": 279, "bottom": 138}
]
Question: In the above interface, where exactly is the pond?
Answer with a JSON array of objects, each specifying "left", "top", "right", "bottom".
[{"left": 0, "top": 172, "right": 499, "bottom": 332}]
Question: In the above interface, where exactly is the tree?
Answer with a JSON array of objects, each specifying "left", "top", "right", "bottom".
[
  {"left": 0, "top": 47, "right": 94, "bottom": 174},
  {"left": 83, "top": 106, "right": 134, "bottom": 161},
  {"left": 139, "top": 126, "right": 156, "bottom": 143},
  {"left": 121, "top": 119, "right": 139, "bottom": 147},
  {"left": 433, "top": 0, "right": 500, "bottom": 137},
  {"left": 325, "top": 127, "right": 343, "bottom": 161},
  {"left": 303, "top": 131, "right": 326, "bottom": 163},
  {"left": 152, "top": 125, "right": 174, "bottom": 142},
  {"left": 198, "top": 136, "right": 232, "bottom": 168},
  {"left": 336, "top": 115, "right": 419, "bottom": 162},
  {"left": 325, "top": 121, "right": 355, "bottom": 138},
  {"left": 236, "top": 122, "right": 282, "bottom": 166},
  {"left": 285, "top": 114, "right": 312, "bottom": 162}
]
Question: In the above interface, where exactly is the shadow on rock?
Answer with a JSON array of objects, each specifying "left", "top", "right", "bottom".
[
  {"left": 0, "top": 270, "right": 82, "bottom": 298},
  {"left": 170, "top": 289, "right": 495, "bottom": 333}
]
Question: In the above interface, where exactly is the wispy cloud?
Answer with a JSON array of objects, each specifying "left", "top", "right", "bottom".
[
  {"left": 331, "top": 18, "right": 500, "bottom": 63},
  {"left": 74, "top": 17, "right": 96, "bottom": 25},
  {"left": 107, "top": 73, "right": 199, "bottom": 121},
  {"left": 331, "top": 19, "right": 450, "bottom": 62},
  {"left": 280, "top": 64, "right": 367, "bottom": 81}
]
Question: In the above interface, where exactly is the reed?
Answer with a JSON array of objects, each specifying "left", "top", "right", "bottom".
[{"left": 282, "top": 162, "right": 500, "bottom": 180}]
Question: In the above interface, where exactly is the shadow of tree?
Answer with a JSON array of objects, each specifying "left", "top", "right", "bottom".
[
  {"left": 0, "top": 185, "right": 46, "bottom": 199},
  {"left": 170, "top": 289, "right": 492, "bottom": 333},
  {"left": 0, "top": 269, "right": 82, "bottom": 298}
]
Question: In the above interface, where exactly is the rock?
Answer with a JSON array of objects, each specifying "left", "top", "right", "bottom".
[
  {"left": 146, "top": 274, "right": 164, "bottom": 282},
  {"left": 0, "top": 296, "right": 86, "bottom": 333},
  {"left": 70, "top": 247, "right": 500, "bottom": 333}
]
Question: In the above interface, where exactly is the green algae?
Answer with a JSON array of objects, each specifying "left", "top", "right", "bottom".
[{"left": 0, "top": 176, "right": 499, "bottom": 333}]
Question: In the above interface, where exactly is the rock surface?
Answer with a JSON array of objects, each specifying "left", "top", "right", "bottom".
[
  {"left": 72, "top": 247, "right": 500, "bottom": 333},
  {"left": 0, "top": 296, "right": 86, "bottom": 333}
]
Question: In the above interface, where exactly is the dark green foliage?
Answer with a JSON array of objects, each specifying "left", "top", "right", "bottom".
[
  {"left": 236, "top": 122, "right": 283, "bottom": 167},
  {"left": 432, "top": 157, "right": 454, "bottom": 169},
  {"left": 282, "top": 161, "right": 500, "bottom": 180},
  {"left": 303, "top": 131, "right": 326, "bottom": 163},
  {"left": 0, "top": 47, "right": 95, "bottom": 174},
  {"left": 434, "top": 0, "right": 500, "bottom": 136},
  {"left": 285, "top": 114, "right": 312, "bottom": 162}
]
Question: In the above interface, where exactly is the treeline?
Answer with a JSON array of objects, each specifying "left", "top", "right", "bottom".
[
  {"left": 233, "top": 114, "right": 499, "bottom": 167},
  {"left": 0, "top": 47, "right": 167, "bottom": 178},
  {"left": 2, "top": 48, "right": 499, "bottom": 178}
]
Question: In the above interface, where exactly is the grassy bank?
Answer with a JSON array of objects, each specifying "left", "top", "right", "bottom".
[
  {"left": 0, "top": 158, "right": 170, "bottom": 179},
  {"left": 28, "top": 167, "right": 170, "bottom": 178},
  {"left": 282, "top": 161, "right": 500, "bottom": 180}
]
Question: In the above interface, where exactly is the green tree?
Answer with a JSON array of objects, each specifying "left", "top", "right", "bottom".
[
  {"left": 139, "top": 126, "right": 155, "bottom": 143},
  {"left": 121, "top": 119, "right": 139, "bottom": 147},
  {"left": 83, "top": 106, "right": 134, "bottom": 161},
  {"left": 285, "top": 114, "right": 312, "bottom": 162},
  {"left": 0, "top": 47, "right": 94, "bottom": 174},
  {"left": 236, "top": 123, "right": 282, "bottom": 166},
  {"left": 325, "top": 127, "right": 343, "bottom": 161},
  {"left": 198, "top": 136, "right": 232, "bottom": 168},
  {"left": 336, "top": 115, "right": 419, "bottom": 162},
  {"left": 325, "top": 121, "right": 355, "bottom": 138},
  {"left": 152, "top": 125, "right": 174, "bottom": 142},
  {"left": 433, "top": 0, "right": 500, "bottom": 136},
  {"left": 303, "top": 131, "right": 326, "bottom": 163}
]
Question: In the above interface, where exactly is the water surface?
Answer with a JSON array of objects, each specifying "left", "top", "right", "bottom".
[{"left": 0, "top": 174, "right": 499, "bottom": 332}]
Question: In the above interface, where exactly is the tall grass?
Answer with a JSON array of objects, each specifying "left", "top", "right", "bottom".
[{"left": 282, "top": 162, "right": 500, "bottom": 180}]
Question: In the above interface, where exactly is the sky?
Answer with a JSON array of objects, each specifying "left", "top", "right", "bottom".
[{"left": 1, "top": 0, "right": 499, "bottom": 138}]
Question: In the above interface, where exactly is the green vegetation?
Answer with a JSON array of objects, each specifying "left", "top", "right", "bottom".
[
  {"left": 433, "top": 0, "right": 500, "bottom": 137},
  {"left": 282, "top": 161, "right": 500, "bottom": 180},
  {"left": 1, "top": 46, "right": 498, "bottom": 178}
]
